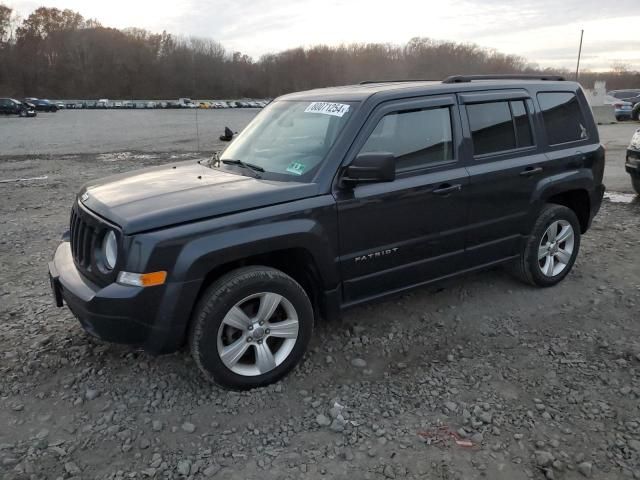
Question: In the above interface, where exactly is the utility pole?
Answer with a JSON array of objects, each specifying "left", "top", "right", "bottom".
[{"left": 575, "top": 29, "right": 584, "bottom": 81}]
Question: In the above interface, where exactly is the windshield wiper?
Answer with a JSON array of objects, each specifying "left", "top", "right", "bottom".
[{"left": 221, "top": 159, "right": 265, "bottom": 174}]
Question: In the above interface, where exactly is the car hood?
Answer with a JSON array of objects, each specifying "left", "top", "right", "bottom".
[{"left": 79, "top": 160, "right": 317, "bottom": 234}]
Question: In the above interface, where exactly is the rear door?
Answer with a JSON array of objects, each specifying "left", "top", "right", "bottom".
[
  {"left": 459, "top": 90, "right": 547, "bottom": 266},
  {"left": 334, "top": 95, "right": 471, "bottom": 305}
]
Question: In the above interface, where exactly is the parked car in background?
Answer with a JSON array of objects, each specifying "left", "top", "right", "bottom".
[
  {"left": 609, "top": 90, "right": 640, "bottom": 105},
  {"left": 177, "top": 98, "right": 196, "bottom": 108},
  {"left": 0, "top": 98, "right": 37, "bottom": 117},
  {"left": 603, "top": 94, "right": 633, "bottom": 121},
  {"left": 55, "top": 101, "right": 65, "bottom": 109},
  {"left": 627, "top": 128, "right": 640, "bottom": 194},
  {"left": 113, "top": 102, "right": 123, "bottom": 109},
  {"left": 123, "top": 101, "right": 135, "bottom": 109},
  {"left": 609, "top": 90, "right": 640, "bottom": 119},
  {"left": 24, "top": 98, "right": 58, "bottom": 112},
  {"left": 632, "top": 103, "right": 640, "bottom": 122},
  {"left": 146, "top": 101, "right": 157, "bottom": 109},
  {"left": 614, "top": 102, "right": 633, "bottom": 121},
  {"left": 96, "top": 99, "right": 109, "bottom": 108}
]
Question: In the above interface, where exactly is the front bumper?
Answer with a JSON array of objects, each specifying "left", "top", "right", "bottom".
[
  {"left": 49, "top": 242, "right": 199, "bottom": 354},
  {"left": 626, "top": 148, "right": 640, "bottom": 177}
]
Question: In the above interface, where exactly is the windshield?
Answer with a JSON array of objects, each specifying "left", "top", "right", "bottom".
[{"left": 219, "top": 100, "right": 355, "bottom": 180}]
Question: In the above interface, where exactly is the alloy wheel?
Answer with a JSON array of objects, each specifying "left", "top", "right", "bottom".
[
  {"left": 538, "top": 220, "right": 575, "bottom": 277},
  {"left": 216, "top": 292, "right": 299, "bottom": 376}
]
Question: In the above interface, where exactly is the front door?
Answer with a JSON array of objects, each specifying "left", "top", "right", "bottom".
[{"left": 334, "top": 95, "right": 470, "bottom": 305}]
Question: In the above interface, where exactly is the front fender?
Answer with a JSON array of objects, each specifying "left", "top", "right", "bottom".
[
  {"left": 176, "top": 217, "right": 339, "bottom": 287},
  {"left": 130, "top": 195, "right": 340, "bottom": 289}
]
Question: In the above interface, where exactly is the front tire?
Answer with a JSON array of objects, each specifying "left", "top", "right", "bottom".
[
  {"left": 189, "top": 266, "right": 314, "bottom": 390},
  {"left": 510, "top": 204, "right": 581, "bottom": 287}
]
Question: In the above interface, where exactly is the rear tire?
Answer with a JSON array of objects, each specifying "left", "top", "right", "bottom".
[
  {"left": 189, "top": 266, "right": 314, "bottom": 390},
  {"left": 632, "top": 176, "right": 640, "bottom": 196},
  {"left": 510, "top": 204, "right": 581, "bottom": 287}
]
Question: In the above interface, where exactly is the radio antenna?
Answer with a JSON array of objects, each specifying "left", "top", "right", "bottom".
[{"left": 575, "top": 29, "right": 584, "bottom": 81}]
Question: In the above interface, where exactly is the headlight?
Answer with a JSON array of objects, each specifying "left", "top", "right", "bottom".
[{"left": 101, "top": 230, "right": 117, "bottom": 270}]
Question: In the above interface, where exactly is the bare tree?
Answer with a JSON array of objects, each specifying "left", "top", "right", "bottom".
[{"left": 1, "top": 5, "right": 638, "bottom": 99}]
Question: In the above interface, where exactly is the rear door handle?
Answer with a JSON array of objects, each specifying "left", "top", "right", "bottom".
[
  {"left": 520, "top": 166, "right": 543, "bottom": 177},
  {"left": 432, "top": 183, "right": 462, "bottom": 195}
]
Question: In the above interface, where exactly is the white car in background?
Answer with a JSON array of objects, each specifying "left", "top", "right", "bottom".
[{"left": 177, "top": 98, "right": 197, "bottom": 108}]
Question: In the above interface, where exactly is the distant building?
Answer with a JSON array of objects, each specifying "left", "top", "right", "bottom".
[{"left": 584, "top": 81, "right": 607, "bottom": 106}]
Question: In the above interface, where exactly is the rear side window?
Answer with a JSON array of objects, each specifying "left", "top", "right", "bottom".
[
  {"left": 467, "top": 100, "right": 534, "bottom": 156},
  {"left": 360, "top": 107, "right": 454, "bottom": 172},
  {"left": 537, "top": 92, "right": 587, "bottom": 145}
]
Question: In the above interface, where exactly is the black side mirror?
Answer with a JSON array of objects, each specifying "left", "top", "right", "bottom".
[
  {"left": 219, "top": 126, "right": 235, "bottom": 142},
  {"left": 343, "top": 152, "right": 395, "bottom": 185}
]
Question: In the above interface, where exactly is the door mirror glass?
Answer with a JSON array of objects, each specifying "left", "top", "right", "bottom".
[{"left": 343, "top": 152, "right": 395, "bottom": 184}]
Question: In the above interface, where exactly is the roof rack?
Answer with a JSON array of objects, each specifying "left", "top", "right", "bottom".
[
  {"left": 442, "top": 74, "right": 565, "bottom": 83},
  {"left": 359, "top": 79, "right": 437, "bottom": 85}
]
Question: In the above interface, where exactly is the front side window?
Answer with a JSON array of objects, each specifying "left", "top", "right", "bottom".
[
  {"left": 537, "top": 92, "right": 587, "bottom": 145},
  {"left": 359, "top": 107, "right": 454, "bottom": 172},
  {"left": 219, "top": 100, "right": 355, "bottom": 180},
  {"left": 467, "top": 100, "right": 534, "bottom": 156}
]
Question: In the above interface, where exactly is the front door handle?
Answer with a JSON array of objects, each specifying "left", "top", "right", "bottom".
[
  {"left": 520, "top": 166, "right": 543, "bottom": 177},
  {"left": 432, "top": 183, "right": 462, "bottom": 195}
]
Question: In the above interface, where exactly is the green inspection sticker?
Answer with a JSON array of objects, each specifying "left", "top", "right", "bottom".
[{"left": 286, "top": 162, "right": 307, "bottom": 175}]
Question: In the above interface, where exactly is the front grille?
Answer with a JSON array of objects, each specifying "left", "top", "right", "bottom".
[{"left": 70, "top": 205, "right": 97, "bottom": 269}]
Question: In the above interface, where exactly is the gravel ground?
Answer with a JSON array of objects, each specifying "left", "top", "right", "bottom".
[{"left": 1, "top": 152, "right": 639, "bottom": 480}]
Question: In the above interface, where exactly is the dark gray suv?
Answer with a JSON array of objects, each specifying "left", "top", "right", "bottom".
[{"left": 49, "top": 74, "right": 605, "bottom": 389}]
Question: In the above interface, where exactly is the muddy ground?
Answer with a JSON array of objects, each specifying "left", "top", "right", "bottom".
[{"left": 0, "top": 148, "right": 639, "bottom": 480}]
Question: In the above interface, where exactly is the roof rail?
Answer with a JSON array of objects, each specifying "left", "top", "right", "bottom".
[
  {"left": 359, "top": 79, "right": 437, "bottom": 85},
  {"left": 442, "top": 74, "right": 565, "bottom": 84}
]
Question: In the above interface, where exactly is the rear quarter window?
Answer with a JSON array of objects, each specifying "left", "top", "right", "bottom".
[{"left": 537, "top": 92, "right": 588, "bottom": 145}]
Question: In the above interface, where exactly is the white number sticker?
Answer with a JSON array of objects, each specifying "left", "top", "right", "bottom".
[{"left": 304, "top": 102, "right": 350, "bottom": 117}]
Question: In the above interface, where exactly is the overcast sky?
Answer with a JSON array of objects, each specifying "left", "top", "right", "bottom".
[{"left": 7, "top": 0, "right": 640, "bottom": 71}]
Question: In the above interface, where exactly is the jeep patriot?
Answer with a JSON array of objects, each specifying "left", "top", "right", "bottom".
[{"left": 49, "top": 75, "right": 606, "bottom": 389}]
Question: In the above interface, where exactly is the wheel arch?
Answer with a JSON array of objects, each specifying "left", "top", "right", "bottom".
[
  {"left": 195, "top": 247, "right": 327, "bottom": 321},
  {"left": 545, "top": 189, "right": 591, "bottom": 233},
  {"left": 531, "top": 172, "right": 594, "bottom": 234}
]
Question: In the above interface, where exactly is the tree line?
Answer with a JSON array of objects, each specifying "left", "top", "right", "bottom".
[{"left": 0, "top": 5, "right": 638, "bottom": 100}]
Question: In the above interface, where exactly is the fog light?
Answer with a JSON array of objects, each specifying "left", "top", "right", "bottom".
[{"left": 117, "top": 271, "right": 167, "bottom": 287}]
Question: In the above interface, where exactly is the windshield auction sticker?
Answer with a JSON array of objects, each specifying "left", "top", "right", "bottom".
[
  {"left": 304, "top": 102, "right": 350, "bottom": 117},
  {"left": 286, "top": 162, "right": 307, "bottom": 175}
]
